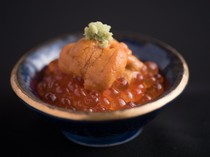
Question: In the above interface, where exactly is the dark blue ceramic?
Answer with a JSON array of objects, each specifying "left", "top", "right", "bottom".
[{"left": 11, "top": 32, "right": 189, "bottom": 147}]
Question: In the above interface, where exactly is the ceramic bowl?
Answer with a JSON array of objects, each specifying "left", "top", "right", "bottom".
[{"left": 10, "top": 32, "right": 189, "bottom": 147}]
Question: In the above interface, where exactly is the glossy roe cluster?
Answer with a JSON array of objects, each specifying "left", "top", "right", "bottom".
[{"left": 36, "top": 60, "right": 165, "bottom": 112}]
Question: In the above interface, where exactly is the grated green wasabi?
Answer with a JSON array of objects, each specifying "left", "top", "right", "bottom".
[{"left": 84, "top": 21, "right": 113, "bottom": 48}]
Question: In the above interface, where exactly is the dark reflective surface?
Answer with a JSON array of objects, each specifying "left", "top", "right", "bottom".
[{"left": 2, "top": 0, "right": 210, "bottom": 156}]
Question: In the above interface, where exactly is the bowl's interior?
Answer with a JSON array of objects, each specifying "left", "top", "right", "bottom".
[{"left": 12, "top": 33, "right": 188, "bottom": 121}]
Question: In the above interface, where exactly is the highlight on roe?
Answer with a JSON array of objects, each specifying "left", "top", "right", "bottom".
[{"left": 35, "top": 21, "right": 166, "bottom": 112}]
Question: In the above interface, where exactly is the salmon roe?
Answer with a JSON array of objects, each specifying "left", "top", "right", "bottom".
[{"left": 35, "top": 60, "right": 166, "bottom": 112}]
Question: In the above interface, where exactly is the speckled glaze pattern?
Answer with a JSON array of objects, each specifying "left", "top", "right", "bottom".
[{"left": 11, "top": 32, "right": 189, "bottom": 147}]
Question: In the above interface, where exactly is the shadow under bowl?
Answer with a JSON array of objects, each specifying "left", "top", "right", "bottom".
[{"left": 10, "top": 32, "right": 189, "bottom": 147}]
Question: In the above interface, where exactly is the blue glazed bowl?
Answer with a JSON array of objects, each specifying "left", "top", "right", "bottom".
[{"left": 10, "top": 32, "right": 189, "bottom": 147}]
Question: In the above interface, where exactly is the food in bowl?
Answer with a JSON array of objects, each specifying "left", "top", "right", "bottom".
[{"left": 35, "top": 21, "right": 167, "bottom": 112}]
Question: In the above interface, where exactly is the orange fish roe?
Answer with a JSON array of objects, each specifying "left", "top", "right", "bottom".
[{"left": 36, "top": 60, "right": 165, "bottom": 112}]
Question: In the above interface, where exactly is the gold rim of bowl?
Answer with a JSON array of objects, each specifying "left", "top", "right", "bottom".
[{"left": 10, "top": 35, "right": 189, "bottom": 121}]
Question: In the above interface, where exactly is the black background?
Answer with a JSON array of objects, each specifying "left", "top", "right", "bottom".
[{"left": 1, "top": 0, "right": 210, "bottom": 156}]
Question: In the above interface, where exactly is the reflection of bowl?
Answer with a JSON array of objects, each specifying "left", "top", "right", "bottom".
[{"left": 10, "top": 32, "right": 189, "bottom": 147}]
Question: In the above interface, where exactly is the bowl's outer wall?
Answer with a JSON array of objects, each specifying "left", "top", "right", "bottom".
[{"left": 23, "top": 99, "right": 161, "bottom": 136}]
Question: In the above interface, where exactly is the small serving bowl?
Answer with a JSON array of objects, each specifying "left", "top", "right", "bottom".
[{"left": 11, "top": 32, "right": 189, "bottom": 147}]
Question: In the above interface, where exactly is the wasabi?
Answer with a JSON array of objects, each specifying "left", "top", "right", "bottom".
[{"left": 84, "top": 21, "right": 113, "bottom": 48}]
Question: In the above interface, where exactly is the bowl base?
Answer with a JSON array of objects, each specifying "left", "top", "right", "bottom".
[{"left": 62, "top": 128, "right": 142, "bottom": 147}]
